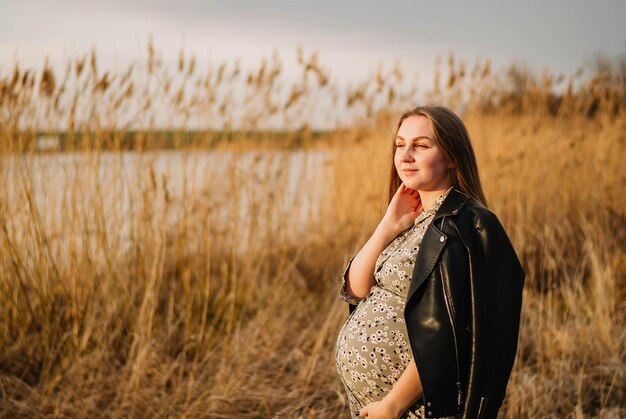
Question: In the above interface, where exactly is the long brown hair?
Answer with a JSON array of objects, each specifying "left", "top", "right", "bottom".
[{"left": 387, "top": 105, "right": 488, "bottom": 208}]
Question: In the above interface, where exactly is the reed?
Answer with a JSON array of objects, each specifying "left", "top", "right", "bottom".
[{"left": 0, "top": 45, "right": 624, "bottom": 417}]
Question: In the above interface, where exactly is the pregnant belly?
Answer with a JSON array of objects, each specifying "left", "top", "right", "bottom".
[{"left": 335, "top": 286, "right": 414, "bottom": 400}]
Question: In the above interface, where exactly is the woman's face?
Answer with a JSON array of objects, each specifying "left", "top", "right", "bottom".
[{"left": 394, "top": 115, "right": 452, "bottom": 192}]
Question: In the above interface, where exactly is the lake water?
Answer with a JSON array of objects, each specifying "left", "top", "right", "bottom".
[{"left": 1, "top": 149, "right": 333, "bottom": 257}]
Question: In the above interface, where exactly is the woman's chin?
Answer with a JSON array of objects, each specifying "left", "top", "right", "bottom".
[{"left": 401, "top": 180, "right": 421, "bottom": 191}]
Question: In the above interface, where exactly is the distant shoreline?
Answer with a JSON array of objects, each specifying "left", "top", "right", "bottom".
[{"left": 14, "top": 128, "right": 344, "bottom": 153}]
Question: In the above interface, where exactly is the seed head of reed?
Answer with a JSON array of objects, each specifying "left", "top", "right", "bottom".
[{"left": 39, "top": 61, "right": 56, "bottom": 97}]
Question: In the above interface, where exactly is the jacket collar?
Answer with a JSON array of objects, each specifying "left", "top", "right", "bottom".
[
  {"left": 431, "top": 187, "right": 471, "bottom": 222},
  {"left": 405, "top": 188, "right": 472, "bottom": 308}
]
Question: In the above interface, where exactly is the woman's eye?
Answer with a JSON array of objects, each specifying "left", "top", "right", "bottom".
[{"left": 396, "top": 143, "right": 427, "bottom": 149}]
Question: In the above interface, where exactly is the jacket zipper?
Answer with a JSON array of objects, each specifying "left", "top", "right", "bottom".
[
  {"left": 477, "top": 396, "right": 486, "bottom": 418},
  {"left": 440, "top": 263, "right": 463, "bottom": 409}
]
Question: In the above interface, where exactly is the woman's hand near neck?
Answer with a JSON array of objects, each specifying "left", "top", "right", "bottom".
[
  {"left": 342, "top": 184, "right": 420, "bottom": 301},
  {"left": 380, "top": 183, "right": 423, "bottom": 237}
]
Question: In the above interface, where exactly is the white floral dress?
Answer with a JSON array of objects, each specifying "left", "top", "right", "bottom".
[{"left": 335, "top": 187, "right": 461, "bottom": 419}]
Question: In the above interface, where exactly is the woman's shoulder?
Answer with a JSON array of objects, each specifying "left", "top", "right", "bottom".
[
  {"left": 451, "top": 189, "right": 491, "bottom": 223},
  {"left": 448, "top": 190, "right": 507, "bottom": 237}
]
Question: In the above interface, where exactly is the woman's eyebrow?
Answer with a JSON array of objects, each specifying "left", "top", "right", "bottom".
[{"left": 395, "top": 135, "right": 434, "bottom": 142}]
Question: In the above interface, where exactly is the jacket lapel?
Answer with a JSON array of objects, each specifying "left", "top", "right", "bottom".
[{"left": 405, "top": 188, "right": 471, "bottom": 306}]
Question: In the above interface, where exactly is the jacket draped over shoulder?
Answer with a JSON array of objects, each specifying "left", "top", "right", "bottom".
[{"left": 339, "top": 188, "right": 525, "bottom": 419}]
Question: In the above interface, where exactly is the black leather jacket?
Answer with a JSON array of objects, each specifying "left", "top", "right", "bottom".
[{"left": 344, "top": 188, "right": 525, "bottom": 419}]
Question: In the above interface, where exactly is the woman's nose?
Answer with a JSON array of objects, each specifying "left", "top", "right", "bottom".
[{"left": 400, "top": 147, "right": 414, "bottom": 162}]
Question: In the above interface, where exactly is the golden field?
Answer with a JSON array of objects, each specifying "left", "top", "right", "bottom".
[{"left": 0, "top": 46, "right": 625, "bottom": 418}]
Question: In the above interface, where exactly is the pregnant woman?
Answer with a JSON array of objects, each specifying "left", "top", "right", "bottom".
[{"left": 335, "top": 105, "right": 525, "bottom": 419}]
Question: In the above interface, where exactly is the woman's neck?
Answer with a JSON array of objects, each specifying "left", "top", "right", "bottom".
[{"left": 419, "top": 186, "right": 452, "bottom": 212}]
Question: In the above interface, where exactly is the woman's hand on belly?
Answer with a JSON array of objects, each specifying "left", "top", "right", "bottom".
[
  {"left": 359, "top": 358, "right": 423, "bottom": 418},
  {"left": 357, "top": 399, "right": 401, "bottom": 419}
]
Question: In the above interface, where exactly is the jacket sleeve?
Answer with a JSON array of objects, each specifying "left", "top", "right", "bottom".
[
  {"left": 339, "top": 254, "right": 364, "bottom": 315},
  {"left": 463, "top": 212, "right": 525, "bottom": 419}
]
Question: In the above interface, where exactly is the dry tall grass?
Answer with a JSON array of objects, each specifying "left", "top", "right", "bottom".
[{"left": 0, "top": 45, "right": 624, "bottom": 418}]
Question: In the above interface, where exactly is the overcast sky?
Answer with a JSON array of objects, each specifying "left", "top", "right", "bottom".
[{"left": 1, "top": 0, "right": 625, "bottom": 100}]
